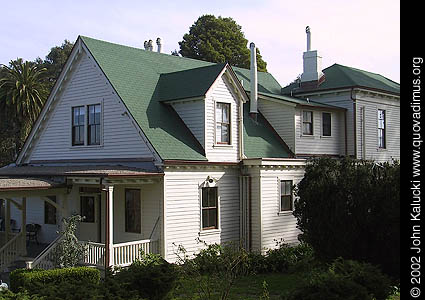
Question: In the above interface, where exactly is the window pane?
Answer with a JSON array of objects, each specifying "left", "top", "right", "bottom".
[
  {"left": 281, "top": 195, "right": 292, "bottom": 211},
  {"left": 202, "top": 210, "right": 209, "bottom": 228},
  {"left": 125, "top": 189, "right": 141, "bottom": 233},
  {"left": 208, "top": 188, "right": 217, "bottom": 207},
  {"left": 221, "top": 124, "right": 229, "bottom": 143},
  {"left": 81, "top": 196, "right": 95, "bottom": 222},
  {"left": 222, "top": 104, "right": 229, "bottom": 123},
  {"left": 322, "top": 113, "right": 331, "bottom": 136},
  {"left": 216, "top": 124, "right": 222, "bottom": 143},
  {"left": 209, "top": 209, "right": 217, "bottom": 228},
  {"left": 216, "top": 104, "right": 223, "bottom": 122}
]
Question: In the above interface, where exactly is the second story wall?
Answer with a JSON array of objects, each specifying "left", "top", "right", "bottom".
[
  {"left": 294, "top": 107, "right": 345, "bottom": 156},
  {"left": 26, "top": 50, "right": 157, "bottom": 163}
]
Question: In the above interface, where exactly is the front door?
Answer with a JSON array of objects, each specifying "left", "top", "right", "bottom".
[{"left": 79, "top": 194, "right": 101, "bottom": 242}]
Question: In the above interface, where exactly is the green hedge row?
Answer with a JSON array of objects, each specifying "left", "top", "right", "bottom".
[{"left": 9, "top": 266, "right": 100, "bottom": 293}]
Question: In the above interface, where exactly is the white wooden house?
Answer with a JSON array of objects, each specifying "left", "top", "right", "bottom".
[{"left": 0, "top": 32, "right": 399, "bottom": 271}]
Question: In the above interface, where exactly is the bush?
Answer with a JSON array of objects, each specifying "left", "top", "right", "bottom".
[
  {"left": 281, "top": 271, "right": 372, "bottom": 300},
  {"left": 9, "top": 267, "right": 100, "bottom": 294},
  {"left": 329, "top": 258, "right": 392, "bottom": 300},
  {"left": 294, "top": 157, "right": 400, "bottom": 278},
  {"left": 281, "top": 258, "right": 392, "bottom": 300},
  {"left": 0, "top": 290, "right": 45, "bottom": 300},
  {"left": 114, "top": 253, "right": 177, "bottom": 300}
]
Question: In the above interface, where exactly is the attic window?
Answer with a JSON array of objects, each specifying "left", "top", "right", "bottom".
[
  {"left": 72, "top": 106, "right": 85, "bottom": 146},
  {"left": 216, "top": 102, "right": 230, "bottom": 144}
]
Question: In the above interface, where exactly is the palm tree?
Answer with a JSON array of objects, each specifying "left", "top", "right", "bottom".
[
  {"left": 0, "top": 59, "right": 48, "bottom": 126},
  {"left": 0, "top": 59, "right": 48, "bottom": 162}
]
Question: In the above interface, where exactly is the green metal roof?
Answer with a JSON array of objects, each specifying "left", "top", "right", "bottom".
[
  {"left": 243, "top": 103, "right": 291, "bottom": 158},
  {"left": 80, "top": 36, "right": 291, "bottom": 161},
  {"left": 281, "top": 63, "right": 400, "bottom": 95},
  {"left": 258, "top": 91, "right": 344, "bottom": 109}
]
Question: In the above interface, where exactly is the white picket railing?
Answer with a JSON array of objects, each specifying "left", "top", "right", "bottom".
[
  {"left": 0, "top": 231, "right": 25, "bottom": 272},
  {"left": 82, "top": 241, "right": 105, "bottom": 268},
  {"left": 26, "top": 234, "right": 64, "bottom": 270},
  {"left": 113, "top": 239, "right": 158, "bottom": 267}
]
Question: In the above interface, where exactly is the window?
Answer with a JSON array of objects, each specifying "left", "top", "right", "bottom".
[
  {"left": 201, "top": 187, "right": 218, "bottom": 230},
  {"left": 216, "top": 102, "right": 230, "bottom": 144},
  {"left": 280, "top": 180, "right": 293, "bottom": 212},
  {"left": 88, "top": 104, "right": 101, "bottom": 145},
  {"left": 81, "top": 196, "right": 95, "bottom": 223},
  {"left": 378, "top": 109, "right": 386, "bottom": 148},
  {"left": 72, "top": 106, "right": 85, "bottom": 145},
  {"left": 125, "top": 189, "right": 141, "bottom": 233},
  {"left": 302, "top": 111, "right": 313, "bottom": 135},
  {"left": 44, "top": 196, "right": 57, "bottom": 225},
  {"left": 322, "top": 112, "right": 331, "bottom": 136}
]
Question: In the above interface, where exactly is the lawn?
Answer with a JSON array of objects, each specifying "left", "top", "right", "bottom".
[{"left": 171, "top": 272, "right": 400, "bottom": 300}]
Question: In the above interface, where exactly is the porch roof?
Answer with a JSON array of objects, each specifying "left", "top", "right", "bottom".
[
  {"left": 0, "top": 177, "right": 63, "bottom": 191},
  {"left": 0, "top": 165, "right": 164, "bottom": 178}
]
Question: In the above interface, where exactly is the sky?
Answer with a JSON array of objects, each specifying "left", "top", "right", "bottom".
[{"left": 0, "top": 0, "right": 400, "bottom": 87}]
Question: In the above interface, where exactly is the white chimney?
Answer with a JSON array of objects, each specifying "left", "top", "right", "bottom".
[
  {"left": 249, "top": 42, "right": 258, "bottom": 116},
  {"left": 156, "top": 37, "right": 162, "bottom": 53},
  {"left": 301, "top": 26, "right": 324, "bottom": 83}
]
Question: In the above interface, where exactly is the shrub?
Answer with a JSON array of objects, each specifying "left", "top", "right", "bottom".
[
  {"left": 9, "top": 267, "right": 100, "bottom": 294},
  {"left": 115, "top": 254, "right": 177, "bottom": 300},
  {"left": 294, "top": 157, "right": 400, "bottom": 278},
  {"left": 0, "top": 289, "right": 45, "bottom": 300},
  {"left": 281, "top": 271, "right": 372, "bottom": 300},
  {"left": 329, "top": 258, "right": 392, "bottom": 300}
]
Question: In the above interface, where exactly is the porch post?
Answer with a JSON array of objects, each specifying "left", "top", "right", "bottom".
[
  {"left": 21, "top": 197, "right": 27, "bottom": 256},
  {"left": 5, "top": 199, "right": 11, "bottom": 242},
  {"left": 105, "top": 185, "right": 114, "bottom": 268}
]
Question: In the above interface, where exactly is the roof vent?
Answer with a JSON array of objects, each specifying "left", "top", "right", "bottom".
[
  {"left": 156, "top": 37, "right": 162, "bottom": 53},
  {"left": 249, "top": 42, "right": 258, "bottom": 119}
]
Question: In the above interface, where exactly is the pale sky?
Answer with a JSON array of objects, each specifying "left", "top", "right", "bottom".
[{"left": 0, "top": 0, "right": 400, "bottom": 87}]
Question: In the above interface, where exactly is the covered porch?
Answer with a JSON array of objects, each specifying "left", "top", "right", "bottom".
[{"left": 0, "top": 165, "right": 164, "bottom": 271}]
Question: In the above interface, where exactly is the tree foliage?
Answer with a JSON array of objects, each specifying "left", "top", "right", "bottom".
[
  {"left": 293, "top": 157, "right": 400, "bottom": 279},
  {"left": 179, "top": 15, "right": 267, "bottom": 72}
]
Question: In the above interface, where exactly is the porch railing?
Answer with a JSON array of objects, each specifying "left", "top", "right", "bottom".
[
  {"left": 27, "top": 234, "right": 64, "bottom": 270},
  {"left": 82, "top": 241, "right": 105, "bottom": 268},
  {"left": 113, "top": 239, "right": 158, "bottom": 267},
  {"left": 0, "top": 231, "right": 25, "bottom": 272}
]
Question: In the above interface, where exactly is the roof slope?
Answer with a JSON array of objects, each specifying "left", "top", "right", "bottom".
[
  {"left": 81, "top": 36, "right": 291, "bottom": 161},
  {"left": 282, "top": 63, "right": 400, "bottom": 95}
]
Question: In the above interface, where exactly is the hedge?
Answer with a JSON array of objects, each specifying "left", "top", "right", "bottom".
[{"left": 9, "top": 266, "right": 100, "bottom": 293}]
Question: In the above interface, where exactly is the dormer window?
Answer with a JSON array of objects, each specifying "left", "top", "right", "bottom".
[{"left": 216, "top": 102, "right": 230, "bottom": 144}]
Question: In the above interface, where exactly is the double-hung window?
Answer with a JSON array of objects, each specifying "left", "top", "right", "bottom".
[
  {"left": 125, "top": 189, "right": 141, "bottom": 233},
  {"left": 216, "top": 102, "right": 230, "bottom": 144},
  {"left": 302, "top": 111, "right": 313, "bottom": 135},
  {"left": 72, "top": 106, "right": 85, "bottom": 145},
  {"left": 378, "top": 109, "right": 386, "bottom": 149},
  {"left": 280, "top": 180, "right": 293, "bottom": 212},
  {"left": 88, "top": 104, "right": 101, "bottom": 145},
  {"left": 201, "top": 187, "right": 218, "bottom": 230},
  {"left": 71, "top": 104, "right": 101, "bottom": 146},
  {"left": 322, "top": 112, "right": 331, "bottom": 136}
]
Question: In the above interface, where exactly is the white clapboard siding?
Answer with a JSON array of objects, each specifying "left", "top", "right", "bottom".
[
  {"left": 306, "top": 92, "right": 355, "bottom": 156},
  {"left": 204, "top": 75, "right": 240, "bottom": 162},
  {"left": 28, "top": 50, "right": 154, "bottom": 162},
  {"left": 164, "top": 168, "right": 240, "bottom": 262},
  {"left": 356, "top": 97, "right": 400, "bottom": 162},
  {"left": 171, "top": 100, "right": 205, "bottom": 149},
  {"left": 259, "top": 169, "right": 305, "bottom": 252},
  {"left": 258, "top": 99, "right": 296, "bottom": 152},
  {"left": 294, "top": 108, "right": 345, "bottom": 156}
]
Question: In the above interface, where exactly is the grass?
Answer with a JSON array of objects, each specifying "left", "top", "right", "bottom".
[{"left": 170, "top": 272, "right": 400, "bottom": 300}]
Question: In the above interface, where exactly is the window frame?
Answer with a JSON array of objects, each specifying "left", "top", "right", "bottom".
[
  {"left": 72, "top": 106, "right": 85, "bottom": 146},
  {"left": 279, "top": 180, "right": 293, "bottom": 213},
  {"left": 44, "top": 196, "right": 57, "bottom": 225},
  {"left": 215, "top": 102, "right": 231, "bottom": 145},
  {"left": 201, "top": 187, "right": 219, "bottom": 231},
  {"left": 71, "top": 102, "right": 103, "bottom": 147},
  {"left": 321, "top": 112, "right": 332, "bottom": 137},
  {"left": 87, "top": 104, "right": 102, "bottom": 145},
  {"left": 377, "top": 109, "right": 386, "bottom": 149},
  {"left": 125, "top": 188, "right": 142, "bottom": 234},
  {"left": 302, "top": 110, "right": 314, "bottom": 136}
]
